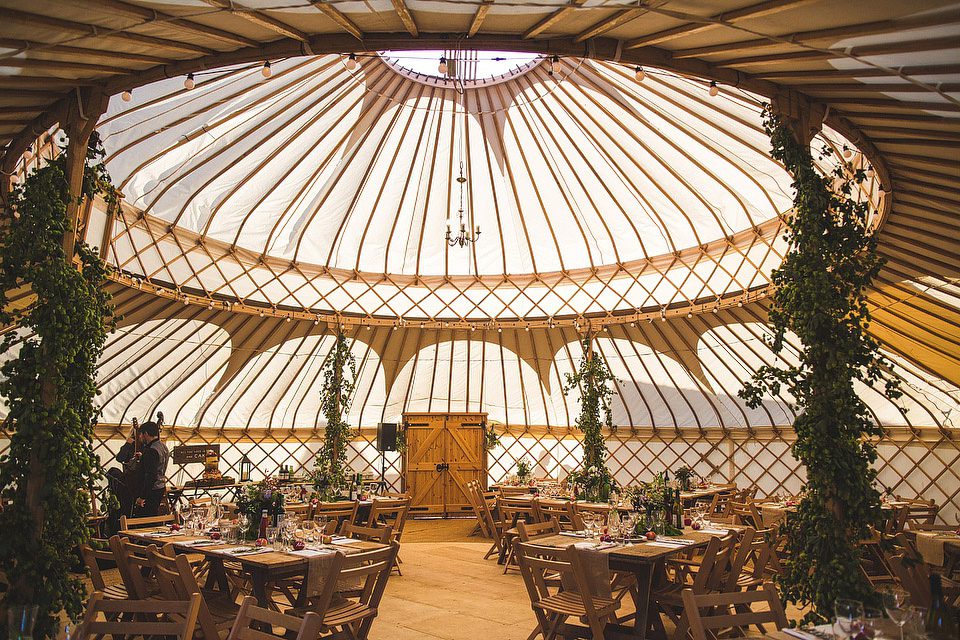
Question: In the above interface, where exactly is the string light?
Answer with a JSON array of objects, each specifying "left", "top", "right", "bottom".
[
  {"left": 708, "top": 81, "right": 719, "bottom": 97},
  {"left": 345, "top": 53, "right": 357, "bottom": 71},
  {"left": 550, "top": 55, "right": 560, "bottom": 75},
  {"left": 866, "top": 165, "right": 875, "bottom": 179},
  {"left": 842, "top": 145, "right": 852, "bottom": 159},
  {"left": 634, "top": 66, "right": 645, "bottom": 82},
  {"left": 184, "top": 73, "right": 195, "bottom": 90},
  {"left": 23, "top": 145, "right": 32, "bottom": 160},
  {"left": 438, "top": 57, "right": 448, "bottom": 75},
  {"left": 121, "top": 90, "right": 132, "bottom": 102},
  {"left": 261, "top": 61, "right": 272, "bottom": 78}
]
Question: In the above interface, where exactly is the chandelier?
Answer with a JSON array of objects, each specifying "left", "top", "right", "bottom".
[{"left": 446, "top": 161, "right": 480, "bottom": 247}]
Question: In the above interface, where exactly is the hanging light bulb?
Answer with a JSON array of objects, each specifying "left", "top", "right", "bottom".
[
  {"left": 261, "top": 61, "right": 272, "bottom": 78},
  {"left": 345, "top": 53, "right": 357, "bottom": 70},
  {"left": 184, "top": 73, "right": 195, "bottom": 90},
  {"left": 842, "top": 146, "right": 852, "bottom": 159},
  {"left": 866, "top": 165, "right": 875, "bottom": 179},
  {"left": 120, "top": 90, "right": 132, "bottom": 102},
  {"left": 438, "top": 57, "right": 447, "bottom": 75},
  {"left": 551, "top": 55, "right": 560, "bottom": 74},
  {"left": 634, "top": 66, "right": 645, "bottom": 82},
  {"left": 708, "top": 81, "right": 719, "bottom": 97},
  {"left": 23, "top": 145, "right": 33, "bottom": 160}
]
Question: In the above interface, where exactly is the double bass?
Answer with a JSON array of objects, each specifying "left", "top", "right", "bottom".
[{"left": 115, "top": 411, "right": 164, "bottom": 518}]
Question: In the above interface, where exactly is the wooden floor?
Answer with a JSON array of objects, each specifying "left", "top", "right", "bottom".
[{"left": 85, "top": 518, "right": 802, "bottom": 639}]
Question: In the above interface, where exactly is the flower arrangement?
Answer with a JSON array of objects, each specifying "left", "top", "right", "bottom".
[
  {"left": 566, "top": 464, "right": 618, "bottom": 502},
  {"left": 515, "top": 458, "right": 533, "bottom": 484},
  {"left": 235, "top": 477, "right": 284, "bottom": 539},
  {"left": 484, "top": 426, "right": 501, "bottom": 451},
  {"left": 310, "top": 458, "right": 344, "bottom": 501},
  {"left": 674, "top": 465, "right": 696, "bottom": 491}
]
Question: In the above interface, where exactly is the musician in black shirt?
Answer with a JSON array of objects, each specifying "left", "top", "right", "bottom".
[{"left": 133, "top": 421, "right": 170, "bottom": 517}]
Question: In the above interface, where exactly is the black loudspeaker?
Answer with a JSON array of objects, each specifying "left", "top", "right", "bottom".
[{"left": 377, "top": 423, "right": 398, "bottom": 452}]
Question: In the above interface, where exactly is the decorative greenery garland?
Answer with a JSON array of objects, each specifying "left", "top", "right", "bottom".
[
  {"left": 0, "top": 133, "right": 117, "bottom": 638},
  {"left": 313, "top": 331, "right": 357, "bottom": 498},
  {"left": 740, "top": 106, "right": 901, "bottom": 620},
  {"left": 564, "top": 335, "right": 617, "bottom": 501}
]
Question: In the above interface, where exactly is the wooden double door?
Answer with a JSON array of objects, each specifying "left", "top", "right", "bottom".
[{"left": 403, "top": 412, "right": 487, "bottom": 516}]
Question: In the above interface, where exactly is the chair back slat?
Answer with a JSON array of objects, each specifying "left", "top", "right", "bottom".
[
  {"left": 681, "top": 582, "right": 787, "bottom": 640},
  {"left": 77, "top": 591, "right": 201, "bottom": 640},
  {"left": 227, "top": 596, "right": 322, "bottom": 640},
  {"left": 147, "top": 543, "right": 222, "bottom": 640}
]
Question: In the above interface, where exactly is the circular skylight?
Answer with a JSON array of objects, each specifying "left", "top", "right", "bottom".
[{"left": 380, "top": 50, "right": 541, "bottom": 85}]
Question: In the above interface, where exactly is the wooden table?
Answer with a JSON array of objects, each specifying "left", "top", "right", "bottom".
[
  {"left": 532, "top": 527, "right": 737, "bottom": 639},
  {"left": 679, "top": 484, "right": 737, "bottom": 505},
  {"left": 120, "top": 529, "right": 386, "bottom": 609}
]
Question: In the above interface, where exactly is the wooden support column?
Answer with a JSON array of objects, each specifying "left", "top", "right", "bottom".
[
  {"left": 770, "top": 90, "right": 827, "bottom": 146},
  {"left": 62, "top": 87, "right": 109, "bottom": 258}
]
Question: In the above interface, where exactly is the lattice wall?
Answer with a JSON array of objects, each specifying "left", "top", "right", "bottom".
[{"left": 63, "top": 426, "right": 960, "bottom": 524}]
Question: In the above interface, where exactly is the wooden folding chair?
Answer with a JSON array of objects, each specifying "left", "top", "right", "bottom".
[
  {"left": 108, "top": 535, "right": 160, "bottom": 600},
  {"left": 367, "top": 496, "right": 410, "bottom": 572},
  {"left": 147, "top": 543, "right": 241, "bottom": 640},
  {"left": 226, "top": 595, "right": 322, "bottom": 640},
  {"left": 479, "top": 489, "right": 506, "bottom": 560},
  {"left": 292, "top": 541, "right": 400, "bottom": 640},
  {"left": 75, "top": 591, "right": 202, "bottom": 640},
  {"left": 338, "top": 521, "right": 393, "bottom": 543},
  {"left": 313, "top": 501, "right": 360, "bottom": 535},
  {"left": 80, "top": 541, "right": 130, "bottom": 601},
  {"left": 571, "top": 502, "right": 610, "bottom": 531},
  {"left": 534, "top": 498, "right": 578, "bottom": 531},
  {"left": 896, "top": 496, "right": 940, "bottom": 529},
  {"left": 500, "top": 485, "right": 535, "bottom": 498},
  {"left": 654, "top": 532, "right": 737, "bottom": 640},
  {"left": 514, "top": 541, "right": 620, "bottom": 640},
  {"left": 681, "top": 582, "right": 788, "bottom": 640},
  {"left": 500, "top": 496, "right": 538, "bottom": 572}
]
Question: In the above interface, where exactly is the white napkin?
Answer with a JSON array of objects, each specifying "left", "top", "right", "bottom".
[
  {"left": 290, "top": 548, "right": 331, "bottom": 557},
  {"left": 699, "top": 527, "right": 730, "bottom": 535},
  {"left": 220, "top": 547, "right": 269, "bottom": 556},
  {"left": 333, "top": 537, "right": 366, "bottom": 546}
]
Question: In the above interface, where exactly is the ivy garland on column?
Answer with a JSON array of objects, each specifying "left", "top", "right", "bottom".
[
  {"left": 564, "top": 335, "right": 617, "bottom": 501},
  {"left": 740, "top": 106, "right": 901, "bottom": 620},
  {"left": 0, "top": 133, "right": 117, "bottom": 638},
  {"left": 313, "top": 331, "right": 357, "bottom": 498}
]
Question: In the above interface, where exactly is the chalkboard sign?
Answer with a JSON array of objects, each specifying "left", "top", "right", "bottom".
[{"left": 172, "top": 443, "right": 220, "bottom": 464}]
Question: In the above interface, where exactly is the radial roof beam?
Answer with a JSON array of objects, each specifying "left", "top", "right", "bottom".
[
  {"left": 624, "top": 0, "right": 819, "bottom": 48},
  {"left": 196, "top": 0, "right": 310, "bottom": 42},
  {"left": 0, "top": 8, "right": 217, "bottom": 55},
  {"left": 717, "top": 36, "right": 960, "bottom": 69},
  {"left": 390, "top": 0, "right": 419, "bottom": 37},
  {"left": 64, "top": 0, "right": 260, "bottom": 48},
  {"left": 308, "top": 1, "right": 363, "bottom": 40},
  {"left": 523, "top": 0, "right": 587, "bottom": 40},
  {"left": 574, "top": 9, "right": 644, "bottom": 43},
  {"left": 0, "top": 38, "right": 170, "bottom": 65},
  {"left": 672, "top": 9, "right": 960, "bottom": 59},
  {"left": 468, "top": 0, "right": 494, "bottom": 38}
]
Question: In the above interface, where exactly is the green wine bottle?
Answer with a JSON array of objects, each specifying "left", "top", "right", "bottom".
[{"left": 926, "top": 573, "right": 958, "bottom": 639}]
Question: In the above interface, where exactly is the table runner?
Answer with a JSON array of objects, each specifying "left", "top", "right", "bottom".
[{"left": 914, "top": 531, "right": 959, "bottom": 566}]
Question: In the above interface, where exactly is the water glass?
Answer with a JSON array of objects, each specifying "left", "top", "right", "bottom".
[
  {"left": 835, "top": 598, "right": 864, "bottom": 636},
  {"left": 223, "top": 523, "right": 239, "bottom": 544},
  {"left": 8, "top": 604, "right": 39, "bottom": 640},
  {"left": 266, "top": 526, "right": 280, "bottom": 550}
]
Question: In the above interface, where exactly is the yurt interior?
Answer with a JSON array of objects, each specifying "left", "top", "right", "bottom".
[{"left": 1, "top": 1, "right": 959, "bottom": 638}]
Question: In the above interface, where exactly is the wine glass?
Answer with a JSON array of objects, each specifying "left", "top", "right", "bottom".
[
  {"left": 314, "top": 515, "right": 328, "bottom": 536},
  {"left": 882, "top": 588, "right": 910, "bottom": 640},
  {"left": 835, "top": 598, "right": 865, "bottom": 636},
  {"left": 853, "top": 608, "right": 885, "bottom": 640}
]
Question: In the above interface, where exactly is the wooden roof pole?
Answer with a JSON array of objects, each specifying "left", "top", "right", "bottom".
[
  {"left": 61, "top": 88, "right": 110, "bottom": 259},
  {"left": 770, "top": 89, "right": 827, "bottom": 147}
]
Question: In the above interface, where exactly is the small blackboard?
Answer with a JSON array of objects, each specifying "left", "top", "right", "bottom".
[{"left": 172, "top": 443, "right": 220, "bottom": 464}]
